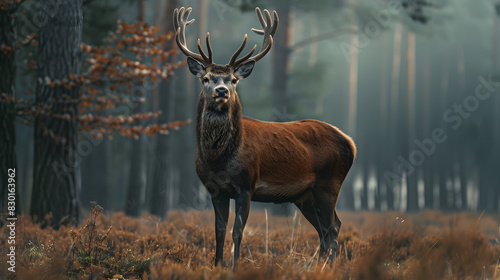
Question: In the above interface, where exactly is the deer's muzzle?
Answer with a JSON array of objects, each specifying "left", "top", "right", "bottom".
[{"left": 213, "top": 86, "right": 229, "bottom": 103}]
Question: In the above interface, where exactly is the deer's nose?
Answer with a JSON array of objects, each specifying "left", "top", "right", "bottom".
[{"left": 215, "top": 87, "right": 228, "bottom": 98}]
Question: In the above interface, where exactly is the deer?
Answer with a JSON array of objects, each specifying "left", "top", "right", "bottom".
[{"left": 173, "top": 7, "right": 356, "bottom": 268}]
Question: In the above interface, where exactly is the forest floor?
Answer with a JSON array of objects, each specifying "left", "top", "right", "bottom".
[{"left": 1, "top": 205, "right": 500, "bottom": 280}]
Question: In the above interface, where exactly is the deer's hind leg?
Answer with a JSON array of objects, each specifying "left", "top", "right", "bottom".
[
  {"left": 312, "top": 184, "right": 342, "bottom": 261},
  {"left": 295, "top": 199, "right": 330, "bottom": 255}
]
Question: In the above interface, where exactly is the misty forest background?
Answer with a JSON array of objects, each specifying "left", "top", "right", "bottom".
[{"left": 1, "top": 0, "right": 500, "bottom": 227}]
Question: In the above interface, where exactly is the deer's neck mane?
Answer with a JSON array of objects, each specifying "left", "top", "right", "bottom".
[{"left": 196, "top": 93, "right": 242, "bottom": 162}]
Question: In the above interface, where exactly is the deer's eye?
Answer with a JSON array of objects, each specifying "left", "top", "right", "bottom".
[
  {"left": 202, "top": 77, "right": 209, "bottom": 84},
  {"left": 231, "top": 78, "right": 238, "bottom": 84}
]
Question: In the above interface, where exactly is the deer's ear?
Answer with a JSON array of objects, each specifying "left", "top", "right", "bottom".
[
  {"left": 234, "top": 60, "right": 255, "bottom": 79},
  {"left": 187, "top": 57, "right": 206, "bottom": 77}
]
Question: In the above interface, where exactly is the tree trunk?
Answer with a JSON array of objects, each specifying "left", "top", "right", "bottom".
[
  {"left": 376, "top": 36, "right": 390, "bottom": 211},
  {"left": 271, "top": 1, "right": 291, "bottom": 120},
  {"left": 421, "top": 43, "right": 433, "bottom": 209},
  {"left": 337, "top": 31, "right": 360, "bottom": 212},
  {"left": 80, "top": 81, "right": 112, "bottom": 209},
  {"left": 438, "top": 49, "right": 450, "bottom": 211},
  {"left": 456, "top": 46, "right": 468, "bottom": 210},
  {"left": 125, "top": 125, "right": 147, "bottom": 217},
  {"left": 347, "top": 34, "right": 359, "bottom": 140},
  {"left": 150, "top": 0, "right": 177, "bottom": 217},
  {"left": 138, "top": 0, "right": 146, "bottom": 21},
  {"left": 308, "top": 16, "right": 318, "bottom": 67},
  {"left": 31, "top": 0, "right": 83, "bottom": 228},
  {"left": 406, "top": 31, "right": 419, "bottom": 212},
  {"left": 270, "top": 1, "right": 294, "bottom": 216},
  {"left": 177, "top": 0, "right": 209, "bottom": 210},
  {"left": 81, "top": 137, "right": 111, "bottom": 209},
  {"left": 360, "top": 167, "right": 368, "bottom": 209},
  {"left": 178, "top": 66, "right": 200, "bottom": 209},
  {"left": 488, "top": 3, "right": 500, "bottom": 214},
  {"left": 125, "top": 0, "right": 148, "bottom": 217},
  {"left": 387, "top": 23, "right": 403, "bottom": 210},
  {"left": 174, "top": 65, "right": 197, "bottom": 211},
  {"left": 0, "top": 6, "right": 19, "bottom": 218}
]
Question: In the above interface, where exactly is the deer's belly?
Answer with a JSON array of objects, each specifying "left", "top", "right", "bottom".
[{"left": 252, "top": 175, "right": 314, "bottom": 203}]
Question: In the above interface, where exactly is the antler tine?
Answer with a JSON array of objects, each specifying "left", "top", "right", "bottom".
[
  {"left": 241, "top": 36, "right": 272, "bottom": 63},
  {"left": 174, "top": 7, "right": 193, "bottom": 45},
  {"left": 229, "top": 34, "right": 257, "bottom": 66},
  {"left": 271, "top": 11, "right": 278, "bottom": 36},
  {"left": 173, "top": 7, "right": 212, "bottom": 66},
  {"left": 173, "top": 8, "right": 180, "bottom": 29},
  {"left": 234, "top": 44, "right": 257, "bottom": 66},
  {"left": 197, "top": 39, "right": 209, "bottom": 62},
  {"left": 230, "top": 7, "right": 279, "bottom": 67},
  {"left": 256, "top": 7, "right": 267, "bottom": 30},
  {"left": 251, "top": 9, "right": 278, "bottom": 51},
  {"left": 175, "top": 27, "right": 205, "bottom": 63},
  {"left": 205, "top": 33, "right": 213, "bottom": 64},
  {"left": 196, "top": 33, "right": 213, "bottom": 64}
]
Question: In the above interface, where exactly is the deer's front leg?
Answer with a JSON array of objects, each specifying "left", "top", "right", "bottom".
[
  {"left": 232, "top": 191, "right": 251, "bottom": 269},
  {"left": 212, "top": 194, "right": 230, "bottom": 267}
]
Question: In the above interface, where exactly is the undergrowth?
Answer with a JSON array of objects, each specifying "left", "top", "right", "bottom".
[
  {"left": 0, "top": 207, "right": 499, "bottom": 280},
  {"left": 67, "top": 202, "right": 150, "bottom": 279}
]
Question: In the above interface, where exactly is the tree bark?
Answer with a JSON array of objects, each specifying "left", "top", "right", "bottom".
[
  {"left": 377, "top": 35, "right": 390, "bottom": 211},
  {"left": 271, "top": 1, "right": 291, "bottom": 121},
  {"left": 150, "top": 0, "right": 177, "bottom": 217},
  {"left": 125, "top": 0, "right": 148, "bottom": 217},
  {"left": 387, "top": 23, "right": 403, "bottom": 210},
  {"left": 269, "top": 1, "right": 294, "bottom": 216},
  {"left": 421, "top": 44, "right": 434, "bottom": 209},
  {"left": 406, "top": 31, "right": 419, "bottom": 212},
  {"left": 81, "top": 132, "right": 111, "bottom": 209},
  {"left": 176, "top": 0, "right": 208, "bottom": 210},
  {"left": 339, "top": 32, "right": 360, "bottom": 211},
  {"left": 347, "top": 34, "right": 359, "bottom": 140},
  {"left": 125, "top": 124, "right": 147, "bottom": 216},
  {"left": 0, "top": 6, "right": 19, "bottom": 217},
  {"left": 456, "top": 46, "right": 468, "bottom": 210},
  {"left": 487, "top": 5, "right": 500, "bottom": 213},
  {"left": 137, "top": 0, "right": 146, "bottom": 21},
  {"left": 438, "top": 49, "right": 451, "bottom": 211},
  {"left": 31, "top": 0, "right": 83, "bottom": 228}
]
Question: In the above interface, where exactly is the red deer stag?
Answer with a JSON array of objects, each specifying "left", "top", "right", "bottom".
[{"left": 173, "top": 7, "right": 356, "bottom": 267}]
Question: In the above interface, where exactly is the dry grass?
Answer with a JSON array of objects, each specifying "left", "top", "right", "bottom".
[{"left": 1, "top": 206, "right": 499, "bottom": 280}]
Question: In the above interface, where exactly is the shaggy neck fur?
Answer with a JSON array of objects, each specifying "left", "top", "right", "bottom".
[{"left": 196, "top": 92, "right": 242, "bottom": 162}]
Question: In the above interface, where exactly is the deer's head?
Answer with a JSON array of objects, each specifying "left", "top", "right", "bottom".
[{"left": 173, "top": 7, "right": 278, "bottom": 111}]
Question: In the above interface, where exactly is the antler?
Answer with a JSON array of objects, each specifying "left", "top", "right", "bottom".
[
  {"left": 173, "top": 7, "right": 213, "bottom": 66},
  {"left": 228, "top": 7, "right": 279, "bottom": 67}
]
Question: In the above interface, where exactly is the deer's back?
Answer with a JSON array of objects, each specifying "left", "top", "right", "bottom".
[{"left": 240, "top": 117, "right": 356, "bottom": 202}]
